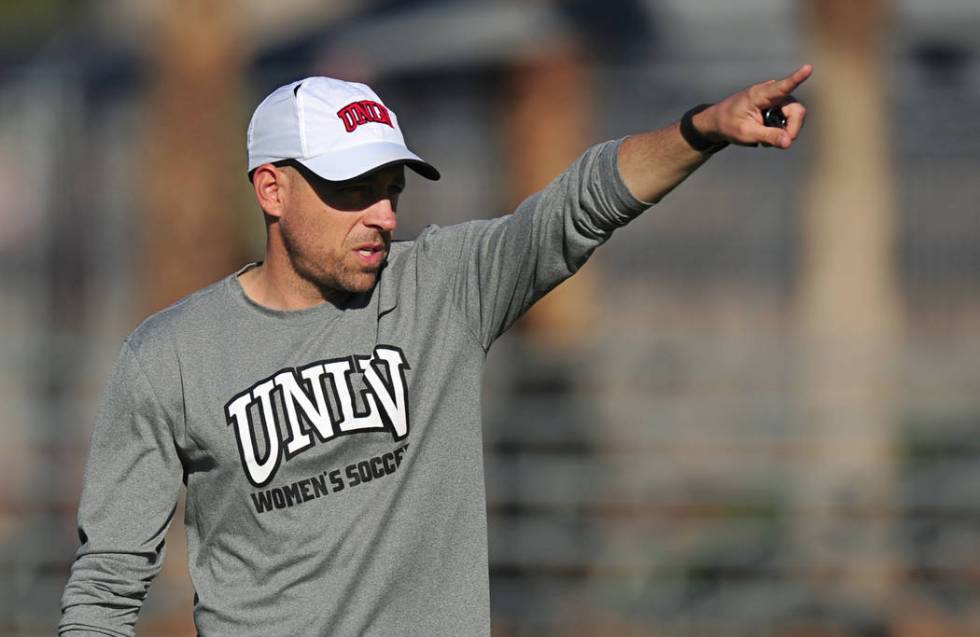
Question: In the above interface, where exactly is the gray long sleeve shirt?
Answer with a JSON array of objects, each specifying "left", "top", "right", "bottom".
[{"left": 59, "top": 139, "right": 650, "bottom": 636}]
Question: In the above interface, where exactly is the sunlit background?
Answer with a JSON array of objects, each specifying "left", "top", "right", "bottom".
[{"left": 2, "top": 0, "right": 980, "bottom": 635}]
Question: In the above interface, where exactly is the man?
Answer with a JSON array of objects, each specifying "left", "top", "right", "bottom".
[{"left": 60, "top": 67, "right": 810, "bottom": 635}]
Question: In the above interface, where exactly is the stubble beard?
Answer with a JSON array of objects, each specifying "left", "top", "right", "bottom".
[{"left": 282, "top": 229, "right": 385, "bottom": 300}]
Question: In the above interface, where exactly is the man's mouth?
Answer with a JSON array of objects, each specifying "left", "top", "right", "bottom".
[{"left": 353, "top": 243, "right": 386, "bottom": 266}]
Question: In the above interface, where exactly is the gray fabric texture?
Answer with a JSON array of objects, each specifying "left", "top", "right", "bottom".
[{"left": 59, "top": 139, "right": 649, "bottom": 636}]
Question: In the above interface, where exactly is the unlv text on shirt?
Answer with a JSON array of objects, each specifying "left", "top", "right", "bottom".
[{"left": 224, "top": 345, "right": 410, "bottom": 487}]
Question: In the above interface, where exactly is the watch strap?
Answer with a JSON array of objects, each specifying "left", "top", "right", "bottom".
[{"left": 680, "top": 104, "right": 730, "bottom": 154}]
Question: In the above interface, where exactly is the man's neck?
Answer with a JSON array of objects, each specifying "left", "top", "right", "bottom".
[{"left": 238, "top": 260, "right": 346, "bottom": 311}]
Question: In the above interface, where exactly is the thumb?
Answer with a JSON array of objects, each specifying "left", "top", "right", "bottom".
[
  {"left": 745, "top": 123, "right": 790, "bottom": 148},
  {"left": 768, "top": 128, "right": 791, "bottom": 148}
]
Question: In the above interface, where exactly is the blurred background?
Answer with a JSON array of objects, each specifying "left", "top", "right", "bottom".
[{"left": 2, "top": 0, "right": 979, "bottom": 635}]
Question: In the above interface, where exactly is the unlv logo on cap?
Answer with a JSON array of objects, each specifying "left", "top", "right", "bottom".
[{"left": 337, "top": 100, "right": 394, "bottom": 133}]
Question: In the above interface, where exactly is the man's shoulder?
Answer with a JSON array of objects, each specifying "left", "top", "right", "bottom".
[
  {"left": 126, "top": 274, "right": 232, "bottom": 354},
  {"left": 387, "top": 237, "right": 419, "bottom": 261},
  {"left": 388, "top": 220, "right": 495, "bottom": 264},
  {"left": 386, "top": 224, "right": 458, "bottom": 276}
]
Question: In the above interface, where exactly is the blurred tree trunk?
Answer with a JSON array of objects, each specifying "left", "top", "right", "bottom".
[
  {"left": 797, "top": 0, "right": 901, "bottom": 604},
  {"left": 140, "top": 0, "right": 247, "bottom": 316},
  {"left": 504, "top": 48, "right": 597, "bottom": 349},
  {"left": 138, "top": 1, "right": 246, "bottom": 632}
]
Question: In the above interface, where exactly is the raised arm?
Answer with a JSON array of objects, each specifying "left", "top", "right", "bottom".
[
  {"left": 619, "top": 64, "right": 812, "bottom": 204},
  {"left": 409, "top": 66, "right": 812, "bottom": 351}
]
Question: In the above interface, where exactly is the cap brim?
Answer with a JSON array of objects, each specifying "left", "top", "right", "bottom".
[{"left": 299, "top": 141, "right": 440, "bottom": 182}]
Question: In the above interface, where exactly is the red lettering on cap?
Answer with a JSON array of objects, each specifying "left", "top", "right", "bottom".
[{"left": 337, "top": 100, "right": 393, "bottom": 133}]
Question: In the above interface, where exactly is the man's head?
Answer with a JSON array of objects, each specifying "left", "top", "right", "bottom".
[
  {"left": 246, "top": 77, "right": 439, "bottom": 298},
  {"left": 252, "top": 160, "right": 405, "bottom": 295}
]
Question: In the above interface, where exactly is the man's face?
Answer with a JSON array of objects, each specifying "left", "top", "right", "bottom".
[{"left": 278, "top": 163, "right": 405, "bottom": 297}]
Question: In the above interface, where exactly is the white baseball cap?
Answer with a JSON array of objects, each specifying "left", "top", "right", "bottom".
[{"left": 246, "top": 77, "right": 440, "bottom": 182}]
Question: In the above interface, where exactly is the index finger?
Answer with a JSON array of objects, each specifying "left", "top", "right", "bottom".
[{"left": 759, "top": 64, "right": 813, "bottom": 100}]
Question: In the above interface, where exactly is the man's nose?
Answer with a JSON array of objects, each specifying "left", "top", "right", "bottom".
[{"left": 364, "top": 198, "right": 397, "bottom": 233}]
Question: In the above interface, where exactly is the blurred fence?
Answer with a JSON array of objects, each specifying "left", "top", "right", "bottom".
[{"left": 2, "top": 3, "right": 980, "bottom": 636}]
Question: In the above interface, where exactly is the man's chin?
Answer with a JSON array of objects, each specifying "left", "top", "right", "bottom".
[{"left": 341, "top": 271, "right": 381, "bottom": 295}]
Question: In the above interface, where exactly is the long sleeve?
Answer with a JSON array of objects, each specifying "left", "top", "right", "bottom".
[
  {"left": 60, "top": 340, "right": 185, "bottom": 636},
  {"left": 417, "top": 138, "right": 651, "bottom": 350}
]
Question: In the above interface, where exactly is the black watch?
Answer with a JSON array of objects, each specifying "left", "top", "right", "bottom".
[{"left": 680, "top": 104, "right": 729, "bottom": 154}]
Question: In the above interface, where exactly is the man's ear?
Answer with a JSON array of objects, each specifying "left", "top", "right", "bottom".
[{"left": 252, "top": 164, "right": 287, "bottom": 219}]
